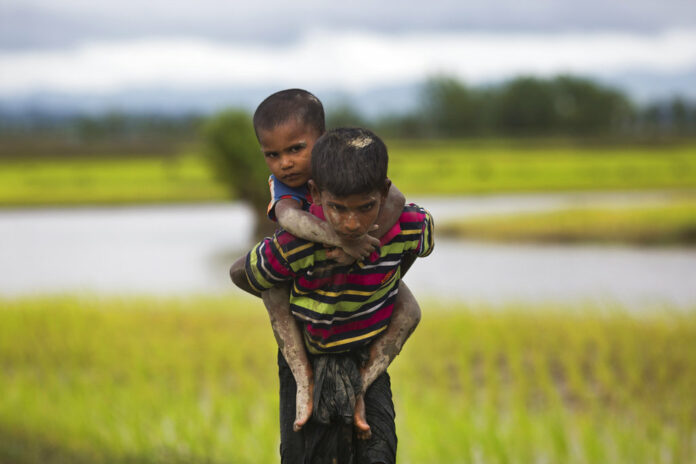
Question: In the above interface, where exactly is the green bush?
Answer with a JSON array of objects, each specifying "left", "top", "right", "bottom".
[{"left": 203, "top": 110, "right": 274, "bottom": 238}]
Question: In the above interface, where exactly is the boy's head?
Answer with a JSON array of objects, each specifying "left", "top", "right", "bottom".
[
  {"left": 253, "top": 89, "right": 325, "bottom": 188},
  {"left": 309, "top": 127, "right": 391, "bottom": 241}
]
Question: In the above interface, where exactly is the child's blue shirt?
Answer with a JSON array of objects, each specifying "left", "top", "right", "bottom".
[{"left": 267, "top": 174, "right": 313, "bottom": 221}]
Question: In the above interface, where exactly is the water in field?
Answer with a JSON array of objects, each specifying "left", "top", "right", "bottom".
[{"left": 1, "top": 193, "right": 695, "bottom": 309}]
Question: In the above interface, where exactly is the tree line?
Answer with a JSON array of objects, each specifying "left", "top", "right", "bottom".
[
  {"left": 330, "top": 75, "right": 696, "bottom": 139},
  {"left": 1, "top": 74, "right": 695, "bottom": 158}
]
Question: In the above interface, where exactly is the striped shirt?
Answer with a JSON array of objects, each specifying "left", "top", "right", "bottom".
[{"left": 244, "top": 203, "right": 434, "bottom": 354}]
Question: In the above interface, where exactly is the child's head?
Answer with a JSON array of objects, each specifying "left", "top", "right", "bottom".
[
  {"left": 309, "top": 127, "right": 391, "bottom": 241},
  {"left": 253, "top": 89, "right": 325, "bottom": 188}
]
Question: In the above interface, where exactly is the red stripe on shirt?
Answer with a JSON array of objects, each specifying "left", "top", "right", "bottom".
[
  {"left": 297, "top": 270, "right": 390, "bottom": 290},
  {"left": 304, "top": 303, "right": 394, "bottom": 339},
  {"left": 263, "top": 239, "right": 294, "bottom": 277}
]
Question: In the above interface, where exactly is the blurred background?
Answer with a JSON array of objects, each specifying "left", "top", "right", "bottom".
[{"left": 1, "top": 1, "right": 695, "bottom": 463}]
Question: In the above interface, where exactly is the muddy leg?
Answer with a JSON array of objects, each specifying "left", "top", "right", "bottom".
[
  {"left": 263, "top": 285, "right": 314, "bottom": 431},
  {"left": 355, "top": 282, "right": 420, "bottom": 439}
]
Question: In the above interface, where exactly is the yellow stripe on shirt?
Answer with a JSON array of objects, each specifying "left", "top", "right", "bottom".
[{"left": 308, "top": 325, "right": 388, "bottom": 351}]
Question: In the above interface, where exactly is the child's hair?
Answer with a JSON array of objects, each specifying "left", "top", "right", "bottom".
[
  {"left": 252, "top": 89, "right": 325, "bottom": 138},
  {"left": 312, "top": 127, "right": 388, "bottom": 197}
]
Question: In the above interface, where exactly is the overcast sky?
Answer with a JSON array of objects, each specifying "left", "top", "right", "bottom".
[
  {"left": 1, "top": 0, "right": 695, "bottom": 99},
  {"left": 3, "top": 0, "right": 696, "bottom": 49}
]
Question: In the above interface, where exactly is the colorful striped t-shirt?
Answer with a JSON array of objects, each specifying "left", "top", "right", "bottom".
[{"left": 244, "top": 203, "right": 434, "bottom": 354}]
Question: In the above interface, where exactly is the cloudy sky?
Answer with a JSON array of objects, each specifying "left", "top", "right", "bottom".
[{"left": 1, "top": 0, "right": 695, "bottom": 107}]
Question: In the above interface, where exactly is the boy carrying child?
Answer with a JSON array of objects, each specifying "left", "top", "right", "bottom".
[{"left": 230, "top": 91, "right": 433, "bottom": 463}]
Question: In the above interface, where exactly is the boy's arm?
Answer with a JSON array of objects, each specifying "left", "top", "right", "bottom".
[
  {"left": 229, "top": 234, "right": 297, "bottom": 297},
  {"left": 276, "top": 198, "right": 379, "bottom": 260},
  {"left": 371, "top": 184, "right": 406, "bottom": 239},
  {"left": 400, "top": 253, "right": 417, "bottom": 277}
]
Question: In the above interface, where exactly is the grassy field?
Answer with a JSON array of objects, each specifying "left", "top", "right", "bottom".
[
  {"left": 2, "top": 139, "right": 696, "bottom": 206},
  {"left": 1, "top": 296, "right": 694, "bottom": 464},
  {"left": 388, "top": 139, "right": 696, "bottom": 195},
  {"left": 0, "top": 152, "right": 228, "bottom": 207},
  {"left": 439, "top": 200, "right": 696, "bottom": 245}
]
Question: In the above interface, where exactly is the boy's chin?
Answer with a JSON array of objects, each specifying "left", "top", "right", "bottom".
[{"left": 282, "top": 175, "right": 309, "bottom": 187}]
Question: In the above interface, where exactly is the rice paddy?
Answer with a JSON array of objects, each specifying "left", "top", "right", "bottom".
[
  {"left": 2, "top": 140, "right": 696, "bottom": 207},
  {"left": 1, "top": 296, "right": 694, "bottom": 464},
  {"left": 438, "top": 200, "right": 696, "bottom": 245}
]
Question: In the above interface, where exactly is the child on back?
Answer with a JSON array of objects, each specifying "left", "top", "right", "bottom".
[
  {"left": 249, "top": 89, "right": 422, "bottom": 440},
  {"left": 231, "top": 126, "right": 434, "bottom": 463}
]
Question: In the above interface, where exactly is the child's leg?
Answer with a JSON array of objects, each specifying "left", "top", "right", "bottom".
[
  {"left": 355, "top": 371, "right": 397, "bottom": 464},
  {"left": 354, "top": 282, "right": 421, "bottom": 439},
  {"left": 262, "top": 284, "right": 314, "bottom": 431}
]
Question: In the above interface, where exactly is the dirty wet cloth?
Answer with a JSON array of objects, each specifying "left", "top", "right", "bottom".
[{"left": 278, "top": 350, "right": 397, "bottom": 464}]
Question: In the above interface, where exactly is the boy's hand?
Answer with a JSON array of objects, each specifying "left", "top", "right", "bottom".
[
  {"left": 339, "top": 232, "right": 380, "bottom": 261},
  {"left": 325, "top": 248, "right": 356, "bottom": 266}
]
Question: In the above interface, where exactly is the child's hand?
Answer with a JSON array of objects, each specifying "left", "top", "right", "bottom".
[
  {"left": 339, "top": 233, "right": 380, "bottom": 261},
  {"left": 325, "top": 247, "right": 356, "bottom": 266}
]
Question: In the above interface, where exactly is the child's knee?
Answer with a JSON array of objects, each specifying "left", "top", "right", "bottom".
[
  {"left": 405, "top": 298, "right": 421, "bottom": 329},
  {"left": 396, "top": 285, "right": 421, "bottom": 327}
]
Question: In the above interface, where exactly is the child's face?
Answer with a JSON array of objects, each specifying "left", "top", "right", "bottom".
[
  {"left": 258, "top": 119, "right": 319, "bottom": 188},
  {"left": 310, "top": 183, "right": 388, "bottom": 242}
]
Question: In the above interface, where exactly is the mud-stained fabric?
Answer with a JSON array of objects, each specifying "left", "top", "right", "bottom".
[
  {"left": 278, "top": 350, "right": 397, "bottom": 464},
  {"left": 312, "top": 351, "right": 365, "bottom": 425},
  {"left": 246, "top": 204, "right": 434, "bottom": 354}
]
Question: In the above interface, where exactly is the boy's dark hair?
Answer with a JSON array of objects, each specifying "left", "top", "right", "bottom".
[
  {"left": 312, "top": 127, "right": 388, "bottom": 197},
  {"left": 253, "top": 89, "right": 325, "bottom": 138}
]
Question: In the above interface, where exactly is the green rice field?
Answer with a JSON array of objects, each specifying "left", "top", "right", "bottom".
[
  {"left": 0, "top": 153, "right": 227, "bottom": 207},
  {"left": 439, "top": 200, "right": 696, "bottom": 245},
  {"left": 1, "top": 296, "right": 694, "bottom": 464},
  {"left": 2, "top": 140, "right": 696, "bottom": 206},
  {"left": 388, "top": 139, "right": 696, "bottom": 195}
]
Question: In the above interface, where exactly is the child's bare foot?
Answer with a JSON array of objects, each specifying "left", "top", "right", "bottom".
[
  {"left": 293, "top": 379, "right": 313, "bottom": 432},
  {"left": 354, "top": 394, "right": 372, "bottom": 440}
]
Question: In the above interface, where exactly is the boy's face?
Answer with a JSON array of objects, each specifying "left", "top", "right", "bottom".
[
  {"left": 310, "top": 181, "right": 389, "bottom": 242},
  {"left": 258, "top": 119, "right": 319, "bottom": 188}
]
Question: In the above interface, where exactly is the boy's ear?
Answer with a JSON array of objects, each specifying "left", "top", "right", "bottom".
[
  {"left": 381, "top": 178, "right": 392, "bottom": 199},
  {"left": 308, "top": 180, "right": 321, "bottom": 203}
]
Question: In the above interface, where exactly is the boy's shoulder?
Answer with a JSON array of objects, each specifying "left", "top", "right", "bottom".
[
  {"left": 400, "top": 203, "right": 431, "bottom": 222},
  {"left": 267, "top": 174, "right": 313, "bottom": 221},
  {"left": 392, "top": 203, "right": 435, "bottom": 257},
  {"left": 269, "top": 174, "right": 310, "bottom": 196},
  {"left": 269, "top": 227, "right": 319, "bottom": 267},
  {"left": 388, "top": 202, "right": 434, "bottom": 235}
]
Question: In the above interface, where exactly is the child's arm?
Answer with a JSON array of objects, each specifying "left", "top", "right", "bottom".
[{"left": 275, "top": 198, "right": 380, "bottom": 260}]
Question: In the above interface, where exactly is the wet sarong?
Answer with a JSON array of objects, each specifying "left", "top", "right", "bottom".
[{"left": 278, "top": 350, "right": 397, "bottom": 464}]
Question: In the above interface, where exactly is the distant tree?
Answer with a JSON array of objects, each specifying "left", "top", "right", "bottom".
[
  {"left": 375, "top": 113, "right": 430, "bottom": 139},
  {"left": 498, "top": 77, "right": 557, "bottom": 134},
  {"left": 203, "top": 109, "right": 275, "bottom": 239},
  {"left": 638, "top": 97, "right": 696, "bottom": 136},
  {"left": 418, "top": 74, "right": 636, "bottom": 137},
  {"left": 422, "top": 76, "right": 487, "bottom": 136},
  {"left": 669, "top": 97, "right": 696, "bottom": 134},
  {"left": 551, "top": 76, "right": 634, "bottom": 135}
]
